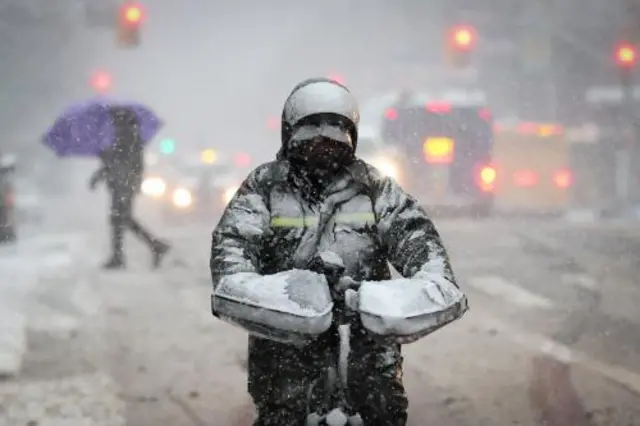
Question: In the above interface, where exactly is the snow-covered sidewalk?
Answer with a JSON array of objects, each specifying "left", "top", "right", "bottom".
[{"left": 0, "top": 232, "right": 87, "bottom": 376}]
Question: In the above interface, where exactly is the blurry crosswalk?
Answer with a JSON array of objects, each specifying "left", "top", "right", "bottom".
[{"left": 466, "top": 275, "right": 554, "bottom": 309}]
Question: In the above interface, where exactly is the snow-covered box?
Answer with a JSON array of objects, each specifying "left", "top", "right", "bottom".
[{"left": 212, "top": 270, "right": 333, "bottom": 345}]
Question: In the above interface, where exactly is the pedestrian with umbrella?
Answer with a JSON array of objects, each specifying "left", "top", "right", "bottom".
[{"left": 44, "top": 98, "right": 171, "bottom": 269}]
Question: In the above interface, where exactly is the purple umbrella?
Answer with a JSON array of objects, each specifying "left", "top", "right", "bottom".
[{"left": 42, "top": 97, "right": 163, "bottom": 157}]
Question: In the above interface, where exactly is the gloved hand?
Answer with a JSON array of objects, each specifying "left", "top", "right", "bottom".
[
  {"left": 88, "top": 172, "right": 102, "bottom": 191},
  {"left": 337, "top": 276, "right": 361, "bottom": 310},
  {"left": 88, "top": 178, "right": 98, "bottom": 191}
]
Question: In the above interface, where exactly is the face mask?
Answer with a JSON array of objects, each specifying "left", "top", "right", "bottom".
[{"left": 290, "top": 137, "right": 353, "bottom": 172}]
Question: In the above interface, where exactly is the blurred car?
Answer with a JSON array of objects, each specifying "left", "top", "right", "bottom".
[
  {"left": 491, "top": 120, "right": 572, "bottom": 214},
  {"left": 141, "top": 174, "right": 168, "bottom": 200},
  {"left": 0, "top": 156, "right": 17, "bottom": 242},
  {"left": 150, "top": 160, "right": 241, "bottom": 223},
  {"left": 357, "top": 126, "right": 402, "bottom": 184},
  {"left": 377, "top": 90, "right": 496, "bottom": 216}
]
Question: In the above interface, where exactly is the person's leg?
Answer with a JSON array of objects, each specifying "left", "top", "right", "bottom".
[
  {"left": 252, "top": 404, "right": 306, "bottom": 426},
  {"left": 349, "top": 342, "right": 408, "bottom": 425},
  {"left": 123, "top": 191, "right": 170, "bottom": 267},
  {"left": 103, "top": 190, "right": 127, "bottom": 268},
  {"left": 248, "top": 337, "right": 316, "bottom": 426}
]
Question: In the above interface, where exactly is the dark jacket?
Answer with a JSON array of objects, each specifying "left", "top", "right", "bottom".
[
  {"left": 91, "top": 124, "right": 144, "bottom": 193},
  {"left": 210, "top": 156, "right": 458, "bottom": 422}
]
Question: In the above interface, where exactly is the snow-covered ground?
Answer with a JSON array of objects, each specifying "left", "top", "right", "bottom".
[{"left": 2, "top": 215, "right": 640, "bottom": 425}]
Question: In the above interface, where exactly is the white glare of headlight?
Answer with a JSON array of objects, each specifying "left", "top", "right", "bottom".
[
  {"left": 172, "top": 188, "right": 193, "bottom": 208},
  {"left": 141, "top": 177, "right": 166, "bottom": 197},
  {"left": 223, "top": 186, "right": 239, "bottom": 204},
  {"left": 373, "top": 158, "right": 399, "bottom": 180}
]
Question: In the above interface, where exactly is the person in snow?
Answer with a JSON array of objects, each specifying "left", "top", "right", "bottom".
[
  {"left": 89, "top": 106, "right": 170, "bottom": 269},
  {"left": 210, "top": 78, "right": 459, "bottom": 425}
]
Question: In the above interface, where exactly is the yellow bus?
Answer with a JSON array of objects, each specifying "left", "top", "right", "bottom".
[{"left": 491, "top": 121, "right": 572, "bottom": 213}]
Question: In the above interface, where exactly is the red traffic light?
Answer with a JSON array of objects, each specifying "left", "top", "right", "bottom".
[
  {"left": 615, "top": 42, "right": 638, "bottom": 68},
  {"left": 121, "top": 3, "right": 143, "bottom": 25},
  {"left": 90, "top": 70, "right": 112, "bottom": 92},
  {"left": 449, "top": 25, "right": 477, "bottom": 50},
  {"left": 327, "top": 73, "right": 345, "bottom": 85},
  {"left": 234, "top": 153, "right": 251, "bottom": 167},
  {"left": 267, "top": 116, "right": 279, "bottom": 130}
]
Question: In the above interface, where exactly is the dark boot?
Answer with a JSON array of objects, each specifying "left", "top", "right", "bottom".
[
  {"left": 151, "top": 240, "right": 171, "bottom": 269},
  {"left": 103, "top": 217, "right": 126, "bottom": 270},
  {"left": 102, "top": 255, "right": 126, "bottom": 269},
  {"left": 128, "top": 217, "right": 170, "bottom": 268}
]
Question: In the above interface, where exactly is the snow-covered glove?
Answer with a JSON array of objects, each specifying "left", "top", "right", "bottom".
[{"left": 356, "top": 276, "right": 468, "bottom": 344}]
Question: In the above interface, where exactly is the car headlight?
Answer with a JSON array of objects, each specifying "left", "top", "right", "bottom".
[
  {"left": 223, "top": 186, "right": 239, "bottom": 204},
  {"left": 172, "top": 188, "right": 193, "bottom": 208},
  {"left": 141, "top": 177, "right": 166, "bottom": 197},
  {"left": 371, "top": 157, "right": 400, "bottom": 181}
]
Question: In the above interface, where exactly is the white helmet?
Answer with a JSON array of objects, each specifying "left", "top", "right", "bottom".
[{"left": 281, "top": 78, "right": 360, "bottom": 153}]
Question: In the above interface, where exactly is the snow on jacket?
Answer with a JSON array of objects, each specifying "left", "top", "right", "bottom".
[{"left": 210, "top": 158, "right": 459, "bottom": 304}]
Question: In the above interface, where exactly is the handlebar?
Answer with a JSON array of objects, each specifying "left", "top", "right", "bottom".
[
  {"left": 305, "top": 252, "right": 364, "bottom": 425},
  {"left": 308, "top": 252, "right": 360, "bottom": 302}
]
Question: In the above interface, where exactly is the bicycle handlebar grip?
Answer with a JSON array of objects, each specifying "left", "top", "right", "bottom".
[
  {"left": 325, "top": 409, "right": 348, "bottom": 425},
  {"left": 344, "top": 289, "right": 359, "bottom": 311},
  {"left": 308, "top": 251, "right": 346, "bottom": 283},
  {"left": 306, "top": 413, "right": 322, "bottom": 426},
  {"left": 347, "top": 414, "right": 364, "bottom": 425}
]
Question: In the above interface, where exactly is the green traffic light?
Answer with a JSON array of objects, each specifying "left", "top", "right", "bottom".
[{"left": 159, "top": 138, "right": 175, "bottom": 154}]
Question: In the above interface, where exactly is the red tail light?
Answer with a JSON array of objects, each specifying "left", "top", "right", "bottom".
[
  {"left": 384, "top": 108, "right": 398, "bottom": 120},
  {"left": 477, "top": 165, "right": 497, "bottom": 192},
  {"left": 516, "top": 122, "right": 538, "bottom": 134},
  {"left": 5, "top": 190, "right": 14, "bottom": 207},
  {"left": 425, "top": 102, "right": 451, "bottom": 113},
  {"left": 553, "top": 168, "right": 573, "bottom": 189},
  {"left": 513, "top": 169, "right": 538, "bottom": 187},
  {"left": 478, "top": 108, "right": 492, "bottom": 120}
]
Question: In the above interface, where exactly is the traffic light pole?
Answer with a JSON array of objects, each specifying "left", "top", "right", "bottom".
[
  {"left": 618, "top": 68, "right": 639, "bottom": 208},
  {"left": 625, "top": 0, "right": 640, "bottom": 208}
]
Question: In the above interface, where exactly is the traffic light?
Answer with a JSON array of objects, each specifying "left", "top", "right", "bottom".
[
  {"left": 117, "top": 3, "right": 144, "bottom": 48},
  {"left": 201, "top": 149, "right": 217, "bottom": 164},
  {"left": 327, "top": 73, "right": 345, "bottom": 85},
  {"left": 159, "top": 138, "right": 175, "bottom": 155},
  {"left": 615, "top": 42, "right": 638, "bottom": 69},
  {"left": 90, "top": 70, "right": 112, "bottom": 93},
  {"left": 267, "top": 116, "right": 279, "bottom": 130},
  {"left": 234, "top": 153, "right": 251, "bottom": 167},
  {"left": 445, "top": 25, "right": 477, "bottom": 69}
]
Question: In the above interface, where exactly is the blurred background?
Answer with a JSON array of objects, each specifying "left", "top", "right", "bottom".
[
  {"left": 2, "top": 2, "right": 640, "bottom": 425},
  {"left": 1, "top": 0, "right": 639, "bottom": 210}
]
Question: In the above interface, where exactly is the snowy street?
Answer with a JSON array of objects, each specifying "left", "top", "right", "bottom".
[
  {"left": 3, "top": 0, "right": 640, "bottom": 424},
  {"left": 2, "top": 207, "right": 640, "bottom": 426}
]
